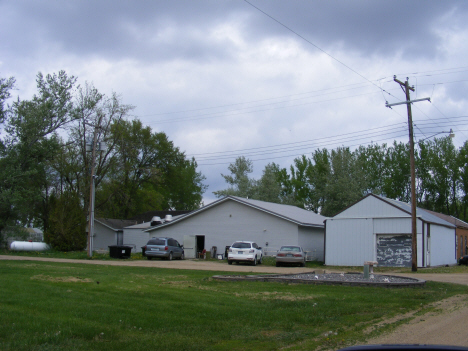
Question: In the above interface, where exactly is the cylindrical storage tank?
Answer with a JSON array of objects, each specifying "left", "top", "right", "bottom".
[{"left": 10, "top": 241, "right": 50, "bottom": 251}]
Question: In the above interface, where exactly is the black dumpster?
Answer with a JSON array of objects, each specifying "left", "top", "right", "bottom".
[
  {"left": 225, "top": 245, "right": 230, "bottom": 260},
  {"left": 108, "top": 245, "right": 132, "bottom": 259}
]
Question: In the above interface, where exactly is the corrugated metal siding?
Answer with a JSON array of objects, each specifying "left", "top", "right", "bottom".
[
  {"left": 325, "top": 218, "right": 374, "bottom": 266},
  {"left": 335, "top": 196, "right": 407, "bottom": 219},
  {"left": 374, "top": 218, "right": 423, "bottom": 234},
  {"left": 298, "top": 227, "right": 324, "bottom": 261},
  {"left": 93, "top": 222, "right": 117, "bottom": 251},
  {"left": 429, "top": 225, "right": 457, "bottom": 266},
  {"left": 123, "top": 228, "right": 150, "bottom": 253},
  {"left": 148, "top": 200, "right": 302, "bottom": 253}
]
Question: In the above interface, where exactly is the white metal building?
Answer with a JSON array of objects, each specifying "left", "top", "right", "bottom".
[
  {"left": 324, "top": 194, "right": 457, "bottom": 267},
  {"left": 145, "top": 196, "right": 326, "bottom": 260},
  {"left": 91, "top": 218, "right": 138, "bottom": 252}
]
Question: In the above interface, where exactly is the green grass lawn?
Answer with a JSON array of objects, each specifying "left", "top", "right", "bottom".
[{"left": 1, "top": 259, "right": 467, "bottom": 351}]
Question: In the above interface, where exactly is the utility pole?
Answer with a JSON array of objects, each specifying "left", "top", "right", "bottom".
[
  {"left": 87, "top": 126, "right": 98, "bottom": 258},
  {"left": 85, "top": 123, "right": 106, "bottom": 258},
  {"left": 386, "top": 76, "right": 430, "bottom": 272}
]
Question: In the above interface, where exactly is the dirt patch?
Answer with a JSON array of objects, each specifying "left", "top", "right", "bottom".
[
  {"left": 30, "top": 274, "right": 93, "bottom": 283},
  {"left": 233, "top": 291, "right": 322, "bottom": 301}
]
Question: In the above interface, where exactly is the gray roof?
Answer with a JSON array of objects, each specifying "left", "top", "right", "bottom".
[
  {"left": 95, "top": 218, "right": 138, "bottom": 231},
  {"left": 373, "top": 194, "right": 456, "bottom": 228},
  {"left": 145, "top": 196, "right": 326, "bottom": 232},
  {"left": 229, "top": 196, "right": 326, "bottom": 226},
  {"left": 419, "top": 208, "right": 468, "bottom": 229},
  {"left": 124, "top": 215, "right": 186, "bottom": 229}
]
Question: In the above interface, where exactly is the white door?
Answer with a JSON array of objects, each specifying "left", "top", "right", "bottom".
[{"left": 183, "top": 235, "right": 197, "bottom": 259}]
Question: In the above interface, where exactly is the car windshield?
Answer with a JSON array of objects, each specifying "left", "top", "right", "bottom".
[
  {"left": 147, "top": 239, "right": 166, "bottom": 245},
  {"left": 232, "top": 242, "right": 251, "bottom": 249},
  {"left": 280, "top": 246, "right": 301, "bottom": 252}
]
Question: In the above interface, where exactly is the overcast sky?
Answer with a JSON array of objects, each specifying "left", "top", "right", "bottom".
[{"left": 2, "top": 0, "right": 468, "bottom": 205}]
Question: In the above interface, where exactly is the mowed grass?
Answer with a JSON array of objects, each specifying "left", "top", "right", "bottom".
[{"left": 1, "top": 260, "right": 467, "bottom": 351}]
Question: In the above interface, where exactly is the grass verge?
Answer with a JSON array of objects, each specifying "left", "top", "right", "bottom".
[{"left": 1, "top": 260, "right": 467, "bottom": 351}]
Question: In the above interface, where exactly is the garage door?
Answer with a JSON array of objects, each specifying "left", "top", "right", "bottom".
[{"left": 376, "top": 234, "right": 412, "bottom": 267}]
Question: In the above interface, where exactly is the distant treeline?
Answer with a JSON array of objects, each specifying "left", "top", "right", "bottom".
[{"left": 215, "top": 137, "right": 468, "bottom": 220}]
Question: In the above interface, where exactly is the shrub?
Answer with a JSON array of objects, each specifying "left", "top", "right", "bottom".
[{"left": 44, "top": 191, "right": 86, "bottom": 251}]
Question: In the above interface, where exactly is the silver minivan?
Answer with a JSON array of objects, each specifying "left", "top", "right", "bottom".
[{"left": 143, "top": 237, "right": 184, "bottom": 260}]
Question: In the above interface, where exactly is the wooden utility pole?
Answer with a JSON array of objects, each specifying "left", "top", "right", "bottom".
[
  {"left": 87, "top": 126, "right": 99, "bottom": 258},
  {"left": 85, "top": 122, "right": 106, "bottom": 258},
  {"left": 386, "top": 76, "right": 430, "bottom": 272}
]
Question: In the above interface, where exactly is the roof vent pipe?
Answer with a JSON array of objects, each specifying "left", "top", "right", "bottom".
[{"left": 150, "top": 216, "right": 162, "bottom": 226}]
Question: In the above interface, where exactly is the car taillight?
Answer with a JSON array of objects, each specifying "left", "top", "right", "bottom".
[
  {"left": 165, "top": 246, "right": 168, "bottom": 251},
  {"left": 143, "top": 246, "right": 147, "bottom": 250},
  {"left": 277, "top": 253, "right": 285, "bottom": 257},
  {"left": 249, "top": 249, "right": 255, "bottom": 253},
  {"left": 293, "top": 254, "right": 302, "bottom": 257}
]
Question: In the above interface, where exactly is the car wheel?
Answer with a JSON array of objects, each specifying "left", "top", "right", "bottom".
[
  {"left": 258, "top": 255, "right": 263, "bottom": 264},
  {"left": 228, "top": 260, "right": 233, "bottom": 265},
  {"left": 168, "top": 252, "right": 173, "bottom": 261},
  {"left": 180, "top": 252, "right": 184, "bottom": 260},
  {"left": 252, "top": 256, "right": 257, "bottom": 266},
  {"left": 300, "top": 261, "right": 306, "bottom": 267},
  {"left": 147, "top": 256, "right": 152, "bottom": 260}
]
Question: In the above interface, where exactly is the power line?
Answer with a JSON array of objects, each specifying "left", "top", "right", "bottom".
[
  {"left": 191, "top": 115, "right": 468, "bottom": 165},
  {"left": 243, "top": 0, "right": 393, "bottom": 98},
  {"left": 134, "top": 68, "right": 467, "bottom": 128}
]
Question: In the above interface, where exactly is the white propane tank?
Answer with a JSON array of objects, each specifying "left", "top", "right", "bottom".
[{"left": 10, "top": 241, "right": 50, "bottom": 251}]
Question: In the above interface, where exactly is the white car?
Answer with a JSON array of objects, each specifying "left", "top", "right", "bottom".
[{"left": 228, "top": 241, "right": 263, "bottom": 266}]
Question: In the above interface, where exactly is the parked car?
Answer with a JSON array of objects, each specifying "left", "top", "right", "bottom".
[
  {"left": 458, "top": 255, "right": 468, "bottom": 265},
  {"left": 275, "top": 245, "right": 306, "bottom": 267},
  {"left": 142, "top": 237, "right": 184, "bottom": 260},
  {"left": 228, "top": 241, "right": 263, "bottom": 266}
]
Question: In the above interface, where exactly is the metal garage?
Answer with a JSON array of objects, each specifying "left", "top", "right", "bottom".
[{"left": 324, "top": 194, "right": 457, "bottom": 267}]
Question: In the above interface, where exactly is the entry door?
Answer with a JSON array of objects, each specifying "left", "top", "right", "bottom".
[{"left": 183, "top": 235, "right": 197, "bottom": 259}]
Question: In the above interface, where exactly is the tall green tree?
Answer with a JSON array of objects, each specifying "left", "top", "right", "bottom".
[
  {"left": 458, "top": 140, "right": 468, "bottom": 220},
  {"left": 213, "top": 156, "right": 256, "bottom": 198},
  {"left": 382, "top": 141, "right": 411, "bottom": 203},
  {"left": 0, "top": 71, "right": 77, "bottom": 234},
  {"left": 97, "top": 119, "right": 206, "bottom": 218},
  {"left": 289, "top": 155, "right": 313, "bottom": 210},
  {"left": 66, "top": 83, "right": 134, "bottom": 218},
  {"left": 251, "top": 163, "right": 292, "bottom": 203},
  {"left": 307, "top": 149, "right": 331, "bottom": 213},
  {"left": 418, "top": 136, "right": 459, "bottom": 216},
  {"left": 320, "top": 147, "right": 367, "bottom": 216}
]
